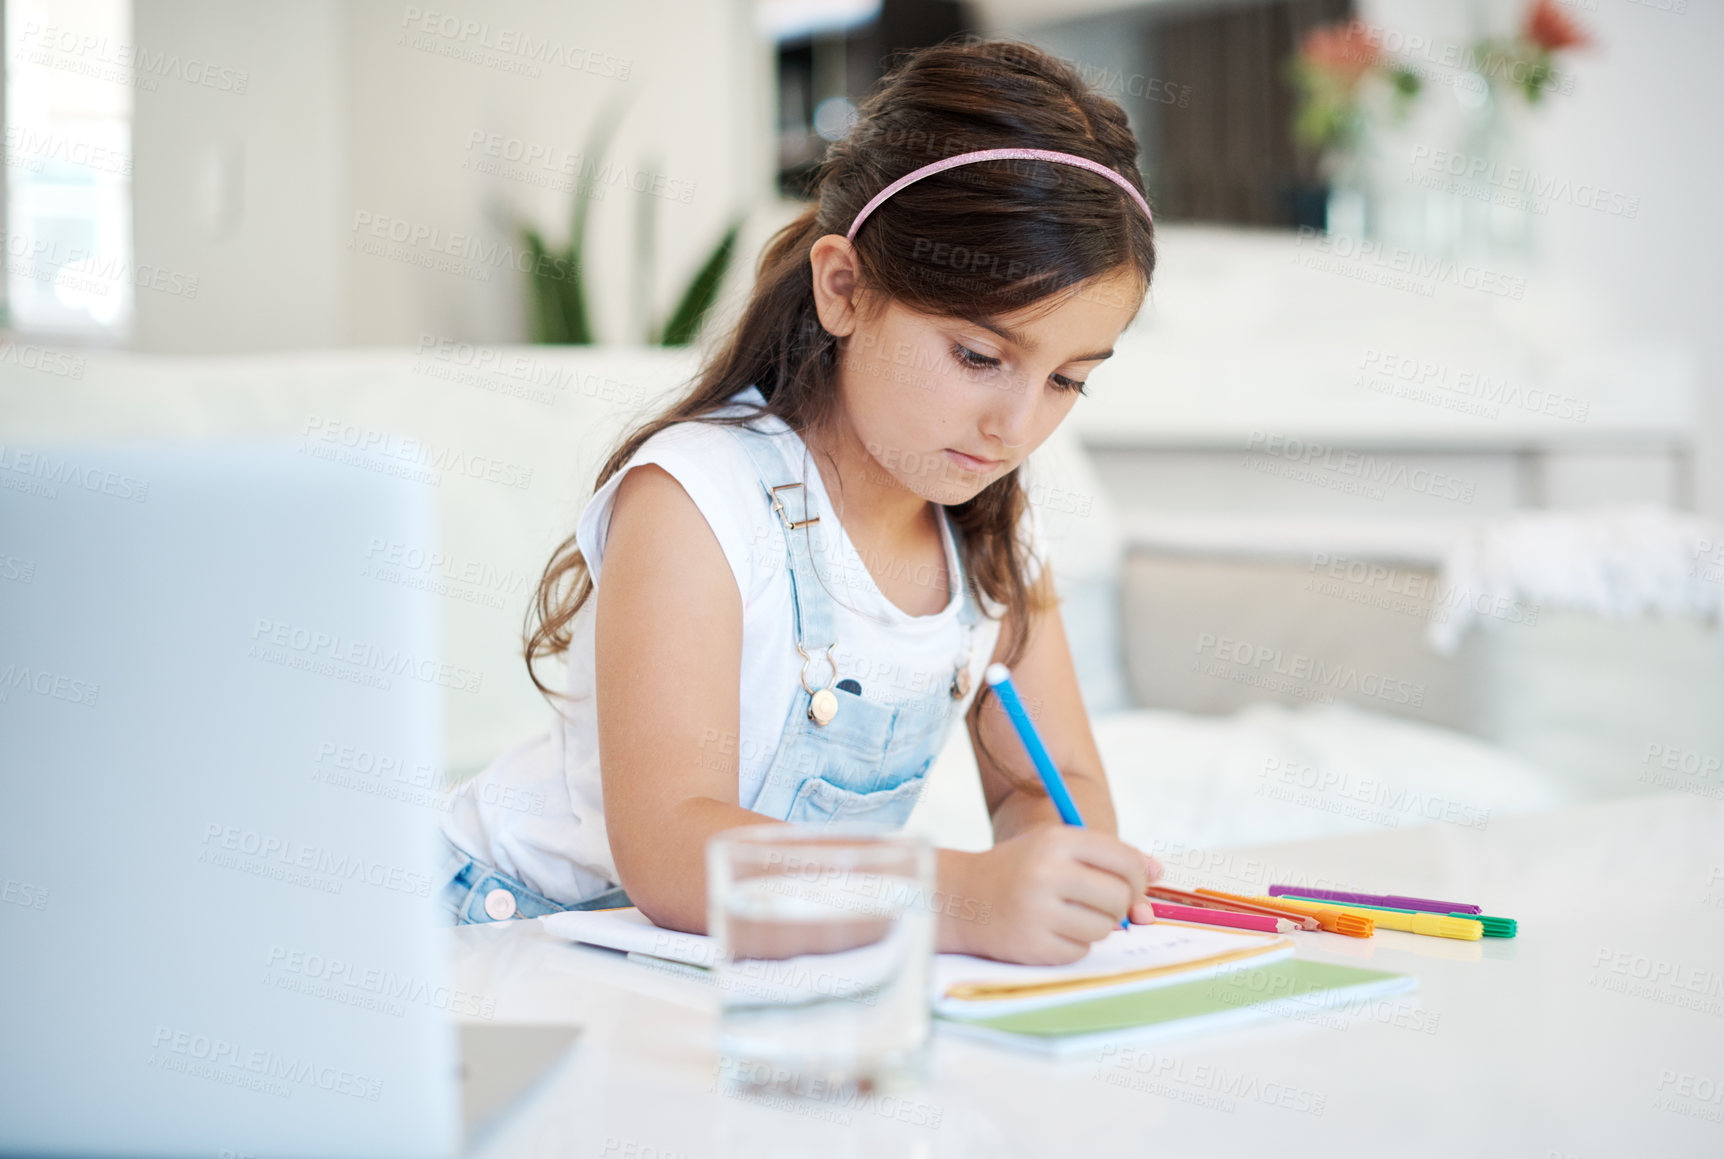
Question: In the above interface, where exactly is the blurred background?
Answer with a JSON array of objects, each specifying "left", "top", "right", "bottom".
[{"left": 5, "top": 0, "right": 1722, "bottom": 855}]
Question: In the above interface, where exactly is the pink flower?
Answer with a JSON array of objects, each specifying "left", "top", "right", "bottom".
[
  {"left": 1525, "top": 0, "right": 1590, "bottom": 52},
  {"left": 1300, "top": 20, "right": 1379, "bottom": 86}
]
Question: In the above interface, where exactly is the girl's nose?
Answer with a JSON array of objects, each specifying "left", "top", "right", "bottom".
[{"left": 981, "top": 377, "right": 1040, "bottom": 450}]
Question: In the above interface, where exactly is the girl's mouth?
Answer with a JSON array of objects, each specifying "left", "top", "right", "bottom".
[{"left": 944, "top": 448, "right": 1004, "bottom": 473}]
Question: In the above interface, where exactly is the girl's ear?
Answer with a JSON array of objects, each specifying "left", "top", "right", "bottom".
[{"left": 808, "top": 234, "right": 863, "bottom": 339}]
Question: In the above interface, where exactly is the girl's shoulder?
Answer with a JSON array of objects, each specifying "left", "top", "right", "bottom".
[{"left": 576, "top": 397, "right": 790, "bottom": 602}]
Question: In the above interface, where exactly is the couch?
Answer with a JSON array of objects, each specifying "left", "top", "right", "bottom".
[{"left": 0, "top": 342, "right": 1620, "bottom": 858}]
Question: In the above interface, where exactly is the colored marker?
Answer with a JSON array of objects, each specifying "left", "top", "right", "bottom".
[
  {"left": 1266, "top": 896, "right": 1482, "bottom": 941},
  {"left": 1267, "top": 885, "right": 1482, "bottom": 916},
  {"left": 1279, "top": 896, "right": 1517, "bottom": 938},
  {"left": 984, "top": 664, "right": 1129, "bottom": 930}
]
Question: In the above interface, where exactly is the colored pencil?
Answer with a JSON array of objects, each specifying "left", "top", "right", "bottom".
[
  {"left": 1196, "top": 889, "right": 1375, "bottom": 938},
  {"left": 1145, "top": 885, "right": 1321, "bottom": 930},
  {"left": 983, "top": 664, "right": 1128, "bottom": 930},
  {"left": 1148, "top": 901, "right": 1298, "bottom": 934}
]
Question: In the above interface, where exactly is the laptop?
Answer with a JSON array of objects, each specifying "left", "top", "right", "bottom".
[{"left": 0, "top": 442, "right": 571, "bottom": 1157}]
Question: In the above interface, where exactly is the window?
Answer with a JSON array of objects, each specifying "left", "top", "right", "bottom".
[
  {"left": 4, "top": 0, "right": 133, "bottom": 341},
  {"left": 769, "top": 0, "right": 973, "bottom": 198}
]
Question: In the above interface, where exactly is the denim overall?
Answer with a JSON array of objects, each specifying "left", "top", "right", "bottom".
[{"left": 440, "top": 416, "right": 980, "bottom": 925}]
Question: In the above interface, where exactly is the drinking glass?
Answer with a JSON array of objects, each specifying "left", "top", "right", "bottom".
[{"left": 706, "top": 824, "right": 935, "bottom": 1095}]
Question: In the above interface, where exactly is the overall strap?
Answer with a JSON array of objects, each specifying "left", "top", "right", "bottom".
[
  {"left": 723, "top": 419, "right": 839, "bottom": 690},
  {"left": 726, "top": 414, "right": 986, "bottom": 696}
]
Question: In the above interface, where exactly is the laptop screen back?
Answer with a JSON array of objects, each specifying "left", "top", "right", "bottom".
[{"left": 0, "top": 443, "right": 459, "bottom": 1158}]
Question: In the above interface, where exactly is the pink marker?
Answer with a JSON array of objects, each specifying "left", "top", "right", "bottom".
[{"left": 1148, "top": 901, "right": 1298, "bottom": 934}]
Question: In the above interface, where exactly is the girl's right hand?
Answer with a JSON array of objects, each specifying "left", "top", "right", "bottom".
[{"left": 943, "top": 826, "right": 1150, "bottom": 965}]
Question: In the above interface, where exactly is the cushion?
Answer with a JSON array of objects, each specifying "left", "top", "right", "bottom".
[{"left": 904, "top": 699, "right": 1576, "bottom": 855}]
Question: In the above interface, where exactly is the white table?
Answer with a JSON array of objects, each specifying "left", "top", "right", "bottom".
[{"left": 452, "top": 792, "right": 1724, "bottom": 1158}]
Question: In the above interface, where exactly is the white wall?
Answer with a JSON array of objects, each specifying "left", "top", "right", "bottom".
[
  {"left": 122, "top": 0, "right": 1724, "bottom": 521},
  {"left": 339, "top": 0, "right": 765, "bottom": 347},
  {"left": 131, "top": 0, "right": 349, "bottom": 351},
  {"left": 129, "top": 0, "right": 769, "bottom": 352},
  {"left": 1355, "top": 0, "right": 1724, "bottom": 518},
  {"left": 981, "top": 0, "right": 1724, "bottom": 518}
]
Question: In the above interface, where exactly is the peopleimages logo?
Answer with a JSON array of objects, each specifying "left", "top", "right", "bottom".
[
  {"left": 1193, "top": 633, "right": 1426, "bottom": 707},
  {"left": 1293, "top": 227, "right": 1527, "bottom": 300},
  {"left": 263, "top": 944, "right": 497, "bottom": 1019},
  {"left": 1306, "top": 551, "right": 1541, "bottom": 629},
  {"left": 1258, "top": 757, "right": 1491, "bottom": 830},
  {"left": 4, "top": 126, "right": 130, "bottom": 176},
  {"left": 397, "top": 7, "right": 632, "bottom": 79},
  {"left": 0, "top": 661, "right": 100, "bottom": 708},
  {"left": 1245, "top": 431, "right": 1476, "bottom": 504},
  {"left": 299, "top": 416, "right": 533, "bottom": 490},
  {"left": 0, "top": 339, "right": 87, "bottom": 380},
  {"left": 0, "top": 444, "right": 149, "bottom": 501},
  {"left": 15, "top": 21, "right": 250, "bottom": 94},
  {"left": 711, "top": 1055, "right": 945, "bottom": 1128},
  {"left": 1406, "top": 146, "right": 1639, "bottom": 219},
  {"left": 199, "top": 822, "right": 434, "bottom": 898},
  {"left": 149, "top": 1026, "right": 381, "bottom": 1101},
  {"left": 248, "top": 617, "right": 484, "bottom": 695},
  {"left": 1094, "top": 1045, "right": 1328, "bottom": 1115},
  {"left": 1359, "top": 347, "right": 1590, "bottom": 423}
]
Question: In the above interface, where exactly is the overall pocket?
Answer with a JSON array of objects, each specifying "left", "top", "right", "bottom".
[
  {"left": 800, "top": 684, "right": 895, "bottom": 765},
  {"left": 760, "top": 685, "right": 898, "bottom": 794},
  {"left": 751, "top": 686, "right": 925, "bottom": 822},
  {"left": 782, "top": 755, "right": 937, "bottom": 827}
]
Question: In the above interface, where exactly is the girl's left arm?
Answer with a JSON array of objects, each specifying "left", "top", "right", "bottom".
[{"left": 953, "top": 570, "right": 1164, "bottom": 949}]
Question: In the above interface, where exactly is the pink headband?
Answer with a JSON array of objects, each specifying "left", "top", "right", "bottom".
[{"left": 845, "top": 147, "right": 1153, "bottom": 243}]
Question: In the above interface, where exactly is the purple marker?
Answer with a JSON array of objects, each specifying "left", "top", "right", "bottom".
[{"left": 1267, "top": 885, "right": 1483, "bottom": 915}]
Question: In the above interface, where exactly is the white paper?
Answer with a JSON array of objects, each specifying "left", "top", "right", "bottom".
[
  {"left": 543, "top": 908, "right": 1287, "bottom": 1013},
  {"left": 542, "top": 907, "right": 719, "bottom": 968}
]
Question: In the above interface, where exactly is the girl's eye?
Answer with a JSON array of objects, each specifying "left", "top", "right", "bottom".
[
  {"left": 950, "top": 342, "right": 998, "bottom": 371},
  {"left": 951, "top": 342, "right": 1087, "bottom": 395}
]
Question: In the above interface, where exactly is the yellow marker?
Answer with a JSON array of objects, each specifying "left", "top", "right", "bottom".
[{"left": 1251, "top": 895, "right": 1482, "bottom": 941}]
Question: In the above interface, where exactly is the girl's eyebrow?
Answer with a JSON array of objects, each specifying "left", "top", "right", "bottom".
[{"left": 965, "top": 315, "right": 1114, "bottom": 363}]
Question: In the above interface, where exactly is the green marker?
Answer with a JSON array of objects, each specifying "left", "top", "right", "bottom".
[{"left": 1277, "top": 895, "right": 1516, "bottom": 938}]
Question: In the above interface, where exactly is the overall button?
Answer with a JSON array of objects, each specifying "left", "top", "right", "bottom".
[{"left": 483, "top": 888, "right": 518, "bottom": 921}]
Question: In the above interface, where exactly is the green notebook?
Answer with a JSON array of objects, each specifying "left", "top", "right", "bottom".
[{"left": 936, "top": 958, "right": 1417, "bottom": 1056}]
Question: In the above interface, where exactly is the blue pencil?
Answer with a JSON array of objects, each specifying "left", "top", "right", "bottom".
[{"left": 983, "top": 663, "right": 1130, "bottom": 930}]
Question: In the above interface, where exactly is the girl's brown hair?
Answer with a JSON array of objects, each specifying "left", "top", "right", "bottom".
[{"left": 525, "top": 36, "right": 1156, "bottom": 715}]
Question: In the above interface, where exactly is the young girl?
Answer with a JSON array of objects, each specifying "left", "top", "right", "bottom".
[{"left": 440, "top": 37, "right": 1165, "bottom": 965}]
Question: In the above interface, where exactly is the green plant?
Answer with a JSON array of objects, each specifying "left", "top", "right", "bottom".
[
  {"left": 518, "top": 99, "right": 742, "bottom": 346},
  {"left": 654, "top": 220, "right": 741, "bottom": 346}
]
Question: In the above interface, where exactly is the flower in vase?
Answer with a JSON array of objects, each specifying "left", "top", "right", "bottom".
[
  {"left": 1302, "top": 20, "right": 1379, "bottom": 86},
  {"left": 1525, "top": 0, "right": 1592, "bottom": 54},
  {"left": 1478, "top": 0, "right": 1594, "bottom": 107},
  {"left": 1289, "top": 19, "right": 1421, "bottom": 169}
]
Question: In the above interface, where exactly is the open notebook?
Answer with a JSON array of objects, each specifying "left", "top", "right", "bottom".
[
  {"left": 541, "top": 907, "right": 1294, "bottom": 1018},
  {"left": 938, "top": 958, "right": 1419, "bottom": 1056}
]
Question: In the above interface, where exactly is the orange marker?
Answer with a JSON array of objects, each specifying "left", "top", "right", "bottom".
[{"left": 1195, "top": 888, "right": 1374, "bottom": 938}]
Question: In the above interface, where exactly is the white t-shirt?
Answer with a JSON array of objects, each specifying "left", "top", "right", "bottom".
[{"left": 442, "top": 387, "right": 1041, "bottom": 904}]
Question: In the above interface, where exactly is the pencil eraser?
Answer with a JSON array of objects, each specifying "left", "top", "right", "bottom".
[{"left": 984, "top": 663, "right": 1010, "bottom": 686}]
